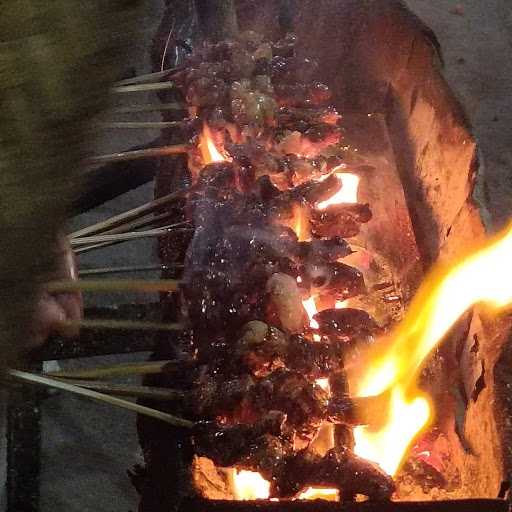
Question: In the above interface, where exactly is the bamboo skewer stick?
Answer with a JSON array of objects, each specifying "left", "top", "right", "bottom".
[
  {"left": 69, "top": 189, "right": 187, "bottom": 239},
  {"left": 9, "top": 370, "right": 194, "bottom": 428},
  {"left": 86, "top": 144, "right": 189, "bottom": 166},
  {"left": 72, "top": 211, "right": 179, "bottom": 256},
  {"left": 52, "top": 380, "right": 185, "bottom": 401},
  {"left": 46, "top": 278, "right": 180, "bottom": 294},
  {"left": 115, "top": 68, "right": 182, "bottom": 86},
  {"left": 79, "top": 264, "right": 172, "bottom": 276},
  {"left": 73, "top": 228, "right": 192, "bottom": 255},
  {"left": 61, "top": 319, "right": 184, "bottom": 332},
  {"left": 111, "top": 103, "right": 185, "bottom": 114},
  {"left": 97, "top": 121, "right": 186, "bottom": 130},
  {"left": 111, "top": 82, "right": 176, "bottom": 94},
  {"left": 46, "top": 360, "right": 175, "bottom": 380},
  {"left": 71, "top": 223, "right": 189, "bottom": 247}
]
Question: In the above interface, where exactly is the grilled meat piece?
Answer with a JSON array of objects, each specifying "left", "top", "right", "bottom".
[
  {"left": 193, "top": 411, "right": 287, "bottom": 468},
  {"left": 301, "top": 261, "right": 366, "bottom": 300},
  {"left": 251, "top": 369, "right": 328, "bottom": 441},
  {"left": 271, "top": 448, "right": 395, "bottom": 501},
  {"left": 314, "top": 308, "right": 379, "bottom": 341},
  {"left": 311, "top": 203, "right": 372, "bottom": 238},
  {"left": 297, "top": 237, "right": 353, "bottom": 262}
]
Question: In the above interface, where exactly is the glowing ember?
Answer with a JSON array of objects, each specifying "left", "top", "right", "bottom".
[
  {"left": 198, "top": 123, "right": 228, "bottom": 164},
  {"left": 233, "top": 470, "right": 270, "bottom": 500},
  {"left": 354, "top": 222, "right": 512, "bottom": 476},
  {"left": 298, "top": 487, "right": 339, "bottom": 501},
  {"left": 317, "top": 172, "right": 360, "bottom": 209},
  {"left": 302, "top": 296, "right": 320, "bottom": 330}
]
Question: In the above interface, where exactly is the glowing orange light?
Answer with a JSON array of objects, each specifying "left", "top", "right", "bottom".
[
  {"left": 233, "top": 470, "right": 270, "bottom": 500},
  {"left": 317, "top": 172, "right": 360, "bottom": 210},
  {"left": 354, "top": 222, "right": 512, "bottom": 476},
  {"left": 298, "top": 487, "right": 339, "bottom": 501},
  {"left": 293, "top": 204, "right": 311, "bottom": 242},
  {"left": 302, "top": 296, "right": 319, "bottom": 330},
  {"left": 198, "top": 123, "right": 228, "bottom": 164}
]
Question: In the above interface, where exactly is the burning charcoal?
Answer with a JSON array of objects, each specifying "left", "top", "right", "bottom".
[
  {"left": 298, "top": 237, "right": 353, "bottom": 262},
  {"left": 292, "top": 173, "right": 341, "bottom": 205},
  {"left": 311, "top": 203, "right": 372, "bottom": 238},
  {"left": 266, "top": 273, "right": 306, "bottom": 333},
  {"left": 314, "top": 308, "right": 379, "bottom": 341},
  {"left": 284, "top": 154, "right": 328, "bottom": 184},
  {"left": 271, "top": 448, "right": 395, "bottom": 501},
  {"left": 193, "top": 411, "right": 287, "bottom": 468},
  {"left": 235, "top": 321, "right": 288, "bottom": 376},
  {"left": 302, "top": 262, "right": 366, "bottom": 300}
]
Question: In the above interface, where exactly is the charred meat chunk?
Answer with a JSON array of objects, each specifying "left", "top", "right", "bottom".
[
  {"left": 301, "top": 261, "right": 366, "bottom": 300},
  {"left": 311, "top": 203, "right": 372, "bottom": 238},
  {"left": 297, "top": 237, "right": 353, "bottom": 262},
  {"left": 271, "top": 448, "right": 395, "bottom": 501},
  {"left": 314, "top": 308, "right": 379, "bottom": 341},
  {"left": 193, "top": 411, "right": 287, "bottom": 468}
]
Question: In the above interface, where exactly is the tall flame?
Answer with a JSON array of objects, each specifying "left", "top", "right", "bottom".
[
  {"left": 199, "top": 123, "right": 227, "bottom": 164},
  {"left": 354, "top": 222, "right": 512, "bottom": 475}
]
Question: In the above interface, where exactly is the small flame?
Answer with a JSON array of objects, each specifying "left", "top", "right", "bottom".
[
  {"left": 233, "top": 470, "right": 270, "bottom": 500},
  {"left": 354, "top": 222, "right": 512, "bottom": 476},
  {"left": 317, "top": 172, "right": 360, "bottom": 210},
  {"left": 199, "top": 123, "right": 227, "bottom": 164},
  {"left": 293, "top": 204, "right": 311, "bottom": 242},
  {"left": 298, "top": 487, "right": 339, "bottom": 501}
]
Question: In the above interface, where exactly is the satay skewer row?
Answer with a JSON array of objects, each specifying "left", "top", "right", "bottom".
[
  {"left": 96, "top": 121, "right": 187, "bottom": 130},
  {"left": 111, "top": 82, "right": 177, "bottom": 94},
  {"left": 110, "top": 102, "right": 185, "bottom": 114},
  {"left": 114, "top": 68, "right": 183, "bottom": 87},
  {"left": 61, "top": 319, "right": 184, "bottom": 332},
  {"left": 79, "top": 264, "right": 182, "bottom": 277},
  {"left": 74, "top": 227, "right": 193, "bottom": 255},
  {"left": 86, "top": 143, "right": 189, "bottom": 166},
  {"left": 46, "top": 360, "right": 180, "bottom": 380},
  {"left": 71, "top": 222, "right": 191, "bottom": 247},
  {"left": 8, "top": 370, "right": 194, "bottom": 428},
  {"left": 69, "top": 188, "right": 188, "bottom": 239},
  {"left": 73, "top": 212, "right": 183, "bottom": 255},
  {"left": 50, "top": 380, "right": 185, "bottom": 401},
  {"left": 46, "top": 278, "right": 180, "bottom": 294}
]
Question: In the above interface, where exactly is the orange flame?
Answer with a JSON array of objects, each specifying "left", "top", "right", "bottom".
[
  {"left": 317, "top": 172, "right": 360, "bottom": 209},
  {"left": 354, "top": 222, "right": 512, "bottom": 475},
  {"left": 233, "top": 470, "right": 270, "bottom": 500},
  {"left": 198, "top": 123, "right": 228, "bottom": 164}
]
